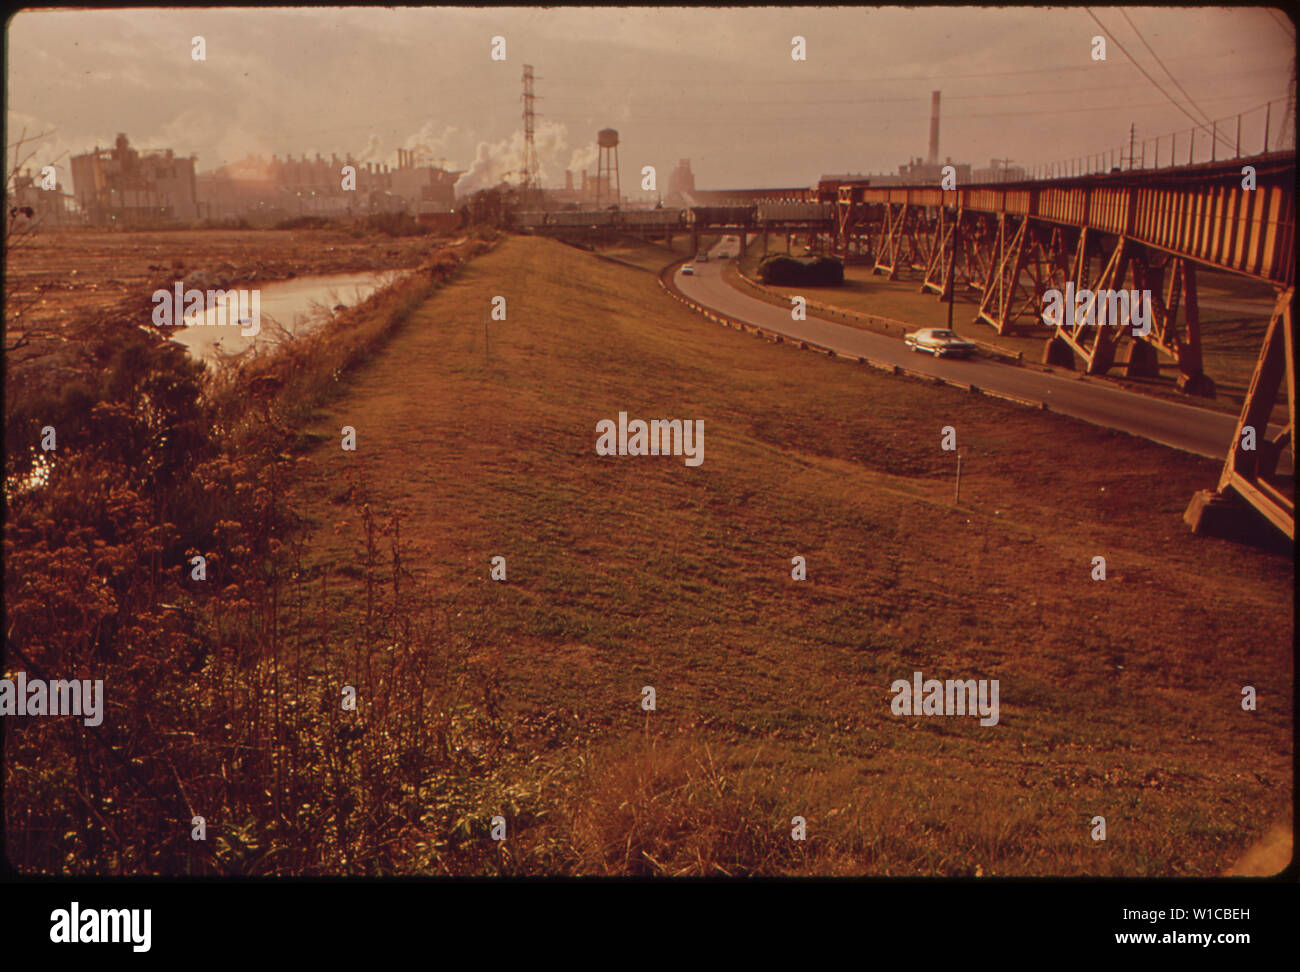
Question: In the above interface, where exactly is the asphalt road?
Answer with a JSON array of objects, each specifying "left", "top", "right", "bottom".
[{"left": 677, "top": 243, "right": 1288, "bottom": 471}]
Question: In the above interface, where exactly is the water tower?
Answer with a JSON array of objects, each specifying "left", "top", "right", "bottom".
[{"left": 596, "top": 128, "right": 620, "bottom": 208}]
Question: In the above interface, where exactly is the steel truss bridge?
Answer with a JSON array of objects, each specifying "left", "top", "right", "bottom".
[{"left": 695, "top": 152, "right": 1296, "bottom": 539}]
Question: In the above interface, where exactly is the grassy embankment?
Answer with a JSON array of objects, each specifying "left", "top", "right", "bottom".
[
  {"left": 281, "top": 233, "right": 1292, "bottom": 876},
  {"left": 3, "top": 232, "right": 494, "bottom": 876}
]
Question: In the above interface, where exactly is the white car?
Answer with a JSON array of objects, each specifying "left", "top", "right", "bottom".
[
  {"left": 681, "top": 265, "right": 695, "bottom": 276},
  {"left": 904, "top": 328, "right": 978, "bottom": 358}
]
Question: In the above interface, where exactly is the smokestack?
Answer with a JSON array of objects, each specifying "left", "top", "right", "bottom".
[{"left": 928, "top": 91, "right": 941, "bottom": 165}]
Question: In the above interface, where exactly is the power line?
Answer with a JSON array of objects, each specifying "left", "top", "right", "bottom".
[
  {"left": 1084, "top": 7, "right": 1222, "bottom": 141},
  {"left": 541, "top": 66, "right": 1284, "bottom": 111},
  {"left": 544, "top": 92, "right": 1284, "bottom": 126},
  {"left": 540, "top": 47, "right": 1287, "bottom": 87},
  {"left": 1117, "top": 7, "right": 1213, "bottom": 127}
]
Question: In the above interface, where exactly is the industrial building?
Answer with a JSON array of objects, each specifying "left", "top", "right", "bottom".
[
  {"left": 195, "top": 150, "right": 460, "bottom": 222},
  {"left": 971, "top": 159, "right": 1029, "bottom": 183},
  {"left": 826, "top": 91, "right": 973, "bottom": 188},
  {"left": 6, "top": 168, "right": 81, "bottom": 227},
  {"left": 666, "top": 159, "right": 695, "bottom": 207},
  {"left": 391, "top": 149, "right": 461, "bottom": 216},
  {"left": 548, "top": 169, "right": 620, "bottom": 208},
  {"left": 69, "top": 133, "right": 199, "bottom": 226}
]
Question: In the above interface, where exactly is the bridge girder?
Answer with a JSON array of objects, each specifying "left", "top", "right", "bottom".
[
  {"left": 696, "top": 159, "right": 1296, "bottom": 538},
  {"left": 1187, "top": 288, "right": 1294, "bottom": 540}
]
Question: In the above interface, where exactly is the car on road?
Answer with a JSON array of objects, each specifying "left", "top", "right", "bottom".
[
  {"left": 904, "top": 327, "right": 978, "bottom": 358},
  {"left": 697, "top": 253, "right": 709, "bottom": 262},
  {"left": 681, "top": 265, "right": 695, "bottom": 275}
]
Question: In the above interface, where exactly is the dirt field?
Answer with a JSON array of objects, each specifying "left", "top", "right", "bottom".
[
  {"left": 4, "top": 228, "right": 449, "bottom": 336},
  {"left": 282, "top": 234, "right": 1292, "bottom": 875}
]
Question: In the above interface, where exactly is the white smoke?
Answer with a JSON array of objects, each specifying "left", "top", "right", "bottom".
[
  {"left": 402, "top": 122, "right": 460, "bottom": 167},
  {"left": 455, "top": 120, "right": 569, "bottom": 197},
  {"left": 567, "top": 142, "right": 599, "bottom": 177},
  {"left": 356, "top": 133, "right": 383, "bottom": 163}
]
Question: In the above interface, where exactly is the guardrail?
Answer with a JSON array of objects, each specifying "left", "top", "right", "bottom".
[
  {"left": 729, "top": 265, "right": 1025, "bottom": 365},
  {"left": 656, "top": 256, "right": 1049, "bottom": 413}
]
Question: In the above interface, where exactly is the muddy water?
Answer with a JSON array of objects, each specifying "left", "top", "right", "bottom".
[{"left": 171, "top": 269, "right": 410, "bottom": 361}]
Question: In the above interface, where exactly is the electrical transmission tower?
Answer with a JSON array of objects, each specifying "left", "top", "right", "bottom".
[{"left": 521, "top": 64, "right": 542, "bottom": 208}]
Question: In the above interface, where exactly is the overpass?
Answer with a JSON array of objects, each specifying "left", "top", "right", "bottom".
[{"left": 691, "top": 151, "right": 1297, "bottom": 540}]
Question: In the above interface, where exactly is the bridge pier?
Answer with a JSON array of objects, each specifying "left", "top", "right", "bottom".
[
  {"left": 1042, "top": 336, "right": 1076, "bottom": 368},
  {"left": 1125, "top": 340, "right": 1160, "bottom": 378},
  {"left": 1183, "top": 288, "right": 1294, "bottom": 541},
  {"left": 1177, "top": 371, "right": 1216, "bottom": 397}
]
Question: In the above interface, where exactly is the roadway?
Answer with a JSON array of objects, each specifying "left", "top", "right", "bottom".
[{"left": 675, "top": 239, "right": 1289, "bottom": 470}]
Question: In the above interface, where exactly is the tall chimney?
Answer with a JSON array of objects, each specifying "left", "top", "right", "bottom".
[{"left": 928, "top": 91, "right": 941, "bottom": 165}]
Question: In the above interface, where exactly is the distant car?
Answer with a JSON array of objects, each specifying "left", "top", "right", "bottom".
[
  {"left": 904, "top": 327, "right": 978, "bottom": 358},
  {"left": 681, "top": 265, "right": 695, "bottom": 275},
  {"left": 697, "top": 253, "right": 709, "bottom": 262}
]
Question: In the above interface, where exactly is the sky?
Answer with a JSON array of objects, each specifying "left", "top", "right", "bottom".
[{"left": 5, "top": 6, "right": 1294, "bottom": 197}]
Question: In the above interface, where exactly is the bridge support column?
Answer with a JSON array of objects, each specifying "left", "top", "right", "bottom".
[
  {"left": 1186, "top": 288, "right": 1294, "bottom": 541},
  {"left": 1178, "top": 371, "right": 1216, "bottom": 397},
  {"left": 1042, "top": 335, "right": 1076, "bottom": 368},
  {"left": 1125, "top": 340, "right": 1160, "bottom": 378},
  {"left": 1183, "top": 489, "right": 1283, "bottom": 546}
]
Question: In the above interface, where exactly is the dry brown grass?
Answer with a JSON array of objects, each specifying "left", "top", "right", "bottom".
[{"left": 280, "top": 234, "right": 1291, "bottom": 875}]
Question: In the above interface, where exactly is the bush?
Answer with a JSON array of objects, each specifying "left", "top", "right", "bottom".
[
  {"left": 362, "top": 212, "right": 432, "bottom": 237},
  {"left": 3, "top": 235, "right": 503, "bottom": 875},
  {"left": 273, "top": 215, "right": 336, "bottom": 231},
  {"left": 758, "top": 254, "right": 844, "bottom": 286}
]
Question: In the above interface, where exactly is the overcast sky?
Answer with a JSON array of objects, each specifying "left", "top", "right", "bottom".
[{"left": 5, "top": 6, "right": 1294, "bottom": 196}]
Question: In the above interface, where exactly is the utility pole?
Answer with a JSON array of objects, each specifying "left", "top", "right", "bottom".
[
  {"left": 990, "top": 158, "right": 1015, "bottom": 182},
  {"left": 946, "top": 207, "right": 958, "bottom": 331},
  {"left": 1282, "top": 51, "right": 1297, "bottom": 151},
  {"left": 521, "top": 64, "right": 542, "bottom": 209},
  {"left": 1121, "top": 123, "right": 1138, "bottom": 171}
]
